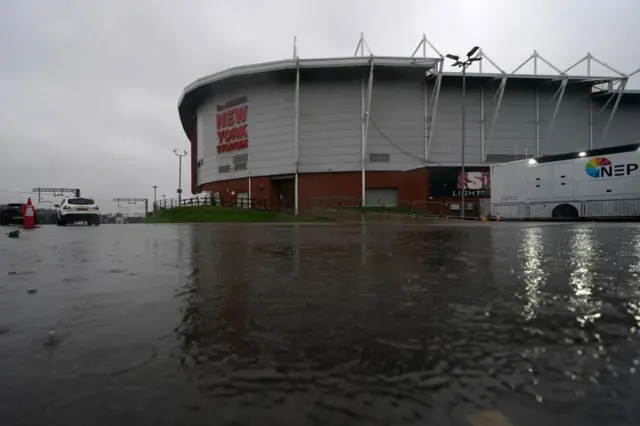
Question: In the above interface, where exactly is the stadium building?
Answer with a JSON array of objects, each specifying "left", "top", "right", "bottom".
[{"left": 178, "top": 35, "right": 640, "bottom": 214}]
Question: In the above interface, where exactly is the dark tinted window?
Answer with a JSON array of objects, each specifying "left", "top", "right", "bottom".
[{"left": 67, "top": 198, "right": 94, "bottom": 205}]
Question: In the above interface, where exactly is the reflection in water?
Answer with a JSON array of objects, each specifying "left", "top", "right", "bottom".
[
  {"left": 9, "top": 224, "right": 639, "bottom": 425},
  {"left": 520, "top": 227, "right": 545, "bottom": 320},
  {"left": 176, "top": 226, "right": 256, "bottom": 370},
  {"left": 626, "top": 229, "right": 640, "bottom": 329},
  {"left": 568, "top": 227, "right": 602, "bottom": 327},
  {"left": 631, "top": 229, "right": 640, "bottom": 279}
]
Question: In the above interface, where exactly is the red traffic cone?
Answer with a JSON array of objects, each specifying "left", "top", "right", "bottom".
[{"left": 21, "top": 198, "right": 36, "bottom": 229}]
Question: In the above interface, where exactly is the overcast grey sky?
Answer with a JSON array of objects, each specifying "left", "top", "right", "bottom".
[{"left": 1, "top": 0, "right": 639, "bottom": 212}]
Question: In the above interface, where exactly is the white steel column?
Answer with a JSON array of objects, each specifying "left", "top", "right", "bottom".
[
  {"left": 600, "top": 78, "right": 628, "bottom": 145},
  {"left": 480, "top": 83, "right": 485, "bottom": 161},
  {"left": 485, "top": 76, "right": 507, "bottom": 161},
  {"left": 544, "top": 78, "right": 568, "bottom": 147},
  {"left": 426, "top": 61, "right": 443, "bottom": 159},
  {"left": 424, "top": 74, "right": 429, "bottom": 161},
  {"left": 357, "top": 33, "right": 366, "bottom": 206},
  {"left": 535, "top": 85, "right": 540, "bottom": 156},
  {"left": 293, "top": 59, "right": 300, "bottom": 215},
  {"left": 361, "top": 75, "right": 366, "bottom": 206},
  {"left": 534, "top": 53, "right": 539, "bottom": 156},
  {"left": 362, "top": 60, "right": 375, "bottom": 207},
  {"left": 410, "top": 35, "right": 445, "bottom": 161},
  {"left": 589, "top": 94, "right": 593, "bottom": 149},
  {"left": 292, "top": 36, "right": 297, "bottom": 59}
]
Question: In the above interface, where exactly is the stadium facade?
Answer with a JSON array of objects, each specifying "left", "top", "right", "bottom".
[{"left": 178, "top": 35, "right": 640, "bottom": 213}]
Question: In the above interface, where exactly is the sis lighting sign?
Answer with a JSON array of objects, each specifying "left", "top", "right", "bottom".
[
  {"left": 584, "top": 157, "right": 638, "bottom": 178},
  {"left": 429, "top": 167, "right": 491, "bottom": 197}
]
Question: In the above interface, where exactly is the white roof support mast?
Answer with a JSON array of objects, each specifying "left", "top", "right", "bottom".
[
  {"left": 472, "top": 48, "right": 508, "bottom": 162},
  {"left": 354, "top": 33, "right": 374, "bottom": 206},
  {"left": 411, "top": 34, "right": 444, "bottom": 162},
  {"left": 473, "top": 49, "right": 508, "bottom": 161},
  {"left": 562, "top": 53, "right": 628, "bottom": 147},
  {"left": 354, "top": 32, "right": 373, "bottom": 57},
  {"left": 289, "top": 35, "right": 632, "bottom": 168}
]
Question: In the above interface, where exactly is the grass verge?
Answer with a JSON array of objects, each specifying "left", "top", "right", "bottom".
[{"left": 145, "top": 206, "right": 334, "bottom": 224}]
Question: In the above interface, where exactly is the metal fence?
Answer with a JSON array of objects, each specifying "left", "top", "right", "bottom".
[
  {"left": 308, "top": 196, "right": 363, "bottom": 209},
  {"left": 153, "top": 196, "right": 276, "bottom": 212},
  {"left": 309, "top": 197, "right": 480, "bottom": 219},
  {"left": 154, "top": 195, "right": 640, "bottom": 221}
]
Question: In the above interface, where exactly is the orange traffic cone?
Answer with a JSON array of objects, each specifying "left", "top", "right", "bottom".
[{"left": 21, "top": 198, "right": 36, "bottom": 229}]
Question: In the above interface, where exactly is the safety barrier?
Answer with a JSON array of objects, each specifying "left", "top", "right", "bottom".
[
  {"left": 153, "top": 196, "right": 276, "bottom": 212},
  {"left": 153, "top": 196, "right": 640, "bottom": 221}
]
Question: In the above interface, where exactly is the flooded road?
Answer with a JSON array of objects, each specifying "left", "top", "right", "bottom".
[{"left": 2, "top": 222, "right": 640, "bottom": 425}]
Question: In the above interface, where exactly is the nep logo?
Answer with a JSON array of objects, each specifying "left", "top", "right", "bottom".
[{"left": 585, "top": 156, "right": 638, "bottom": 178}]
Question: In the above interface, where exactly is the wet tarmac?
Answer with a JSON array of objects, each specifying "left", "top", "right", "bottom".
[{"left": 1, "top": 222, "right": 640, "bottom": 426}]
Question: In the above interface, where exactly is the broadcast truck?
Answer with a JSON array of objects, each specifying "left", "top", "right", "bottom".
[{"left": 489, "top": 144, "right": 640, "bottom": 220}]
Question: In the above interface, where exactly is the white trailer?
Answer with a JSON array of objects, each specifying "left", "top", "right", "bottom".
[{"left": 489, "top": 144, "right": 640, "bottom": 219}]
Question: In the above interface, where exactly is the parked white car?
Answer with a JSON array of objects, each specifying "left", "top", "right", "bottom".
[{"left": 55, "top": 197, "right": 101, "bottom": 226}]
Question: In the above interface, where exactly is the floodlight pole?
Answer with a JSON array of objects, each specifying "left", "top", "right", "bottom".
[
  {"left": 173, "top": 149, "right": 188, "bottom": 206},
  {"left": 447, "top": 47, "right": 481, "bottom": 220},
  {"left": 461, "top": 63, "right": 467, "bottom": 220},
  {"left": 152, "top": 186, "right": 158, "bottom": 211}
]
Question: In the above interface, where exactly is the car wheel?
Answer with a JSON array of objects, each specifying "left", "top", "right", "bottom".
[{"left": 94, "top": 218, "right": 100, "bottom": 226}]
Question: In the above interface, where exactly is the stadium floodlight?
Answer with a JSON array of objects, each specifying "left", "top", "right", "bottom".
[{"left": 447, "top": 48, "right": 483, "bottom": 220}]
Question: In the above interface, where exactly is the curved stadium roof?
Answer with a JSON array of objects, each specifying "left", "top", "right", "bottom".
[{"left": 177, "top": 56, "right": 440, "bottom": 136}]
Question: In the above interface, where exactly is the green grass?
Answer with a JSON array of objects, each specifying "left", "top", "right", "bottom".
[{"left": 145, "top": 206, "right": 334, "bottom": 224}]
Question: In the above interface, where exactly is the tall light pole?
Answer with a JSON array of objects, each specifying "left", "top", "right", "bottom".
[
  {"left": 446, "top": 47, "right": 481, "bottom": 220},
  {"left": 152, "top": 185, "right": 158, "bottom": 211},
  {"left": 173, "top": 149, "right": 188, "bottom": 206}
]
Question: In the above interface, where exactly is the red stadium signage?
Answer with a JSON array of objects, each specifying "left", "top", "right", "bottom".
[{"left": 216, "top": 96, "right": 249, "bottom": 154}]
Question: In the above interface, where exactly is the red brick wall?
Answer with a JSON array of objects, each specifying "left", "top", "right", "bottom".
[
  {"left": 249, "top": 176, "right": 278, "bottom": 209},
  {"left": 367, "top": 169, "right": 428, "bottom": 203},
  {"left": 200, "top": 168, "right": 435, "bottom": 212},
  {"left": 200, "top": 176, "right": 278, "bottom": 209},
  {"left": 201, "top": 178, "right": 249, "bottom": 206},
  {"left": 298, "top": 172, "right": 361, "bottom": 210}
]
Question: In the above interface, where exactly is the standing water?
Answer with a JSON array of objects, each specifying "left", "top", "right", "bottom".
[{"left": 1, "top": 222, "right": 640, "bottom": 425}]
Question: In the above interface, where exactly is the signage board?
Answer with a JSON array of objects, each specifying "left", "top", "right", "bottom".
[
  {"left": 216, "top": 96, "right": 249, "bottom": 154},
  {"left": 429, "top": 167, "right": 491, "bottom": 197}
]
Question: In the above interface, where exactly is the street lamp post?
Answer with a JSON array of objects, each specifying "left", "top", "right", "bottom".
[
  {"left": 173, "top": 149, "right": 188, "bottom": 206},
  {"left": 446, "top": 47, "right": 481, "bottom": 220},
  {"left": 152, "top": 186, "right": 158, "bottom": 211}
]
